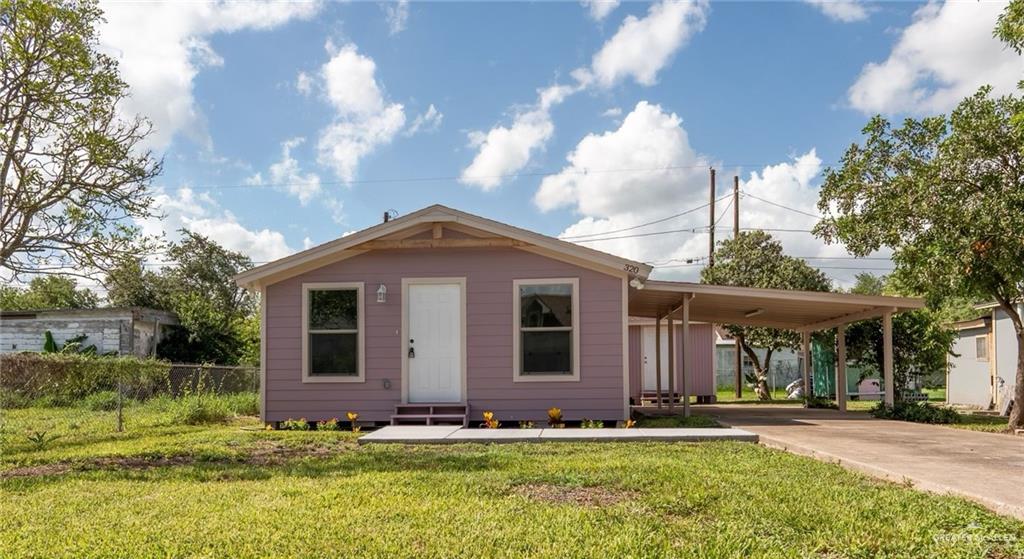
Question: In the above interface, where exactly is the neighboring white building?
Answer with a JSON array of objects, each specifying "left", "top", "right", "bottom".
[
  {"left": 713, "top": 327, "right": 801, "bottom": 392},
  {"left": 947, "top": 302, "right": 1021, "bottom": 411},
  {"left": 0, "top": 307, "right": 178, "bottom": 357}
]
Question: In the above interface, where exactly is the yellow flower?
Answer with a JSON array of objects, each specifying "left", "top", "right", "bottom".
[
  {"left": 482, "top": 411, "right": 494, "bottom": 422},
  {"left": 346, "top": 411, "right": 359, "bottom": 422}
]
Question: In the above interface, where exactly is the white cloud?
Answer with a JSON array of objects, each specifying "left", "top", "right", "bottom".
[
  {"left": 602, "top": 107, "right": 623, "bottom": 118},
  {"left": 575, "top": 0, "right": 708, "bottom": 88},
  {"left": 296, "top": 71, "right": 314, "bottom": 95},
  {"left": 383, "top": 0, "right": 410, "bottom": 35},
  {"left": 405, "top": 104, "right": 444, "bottom": 136},
  {"left": 803, "top": 0, "right": 869, "bottom": 23},
  {"left": 460, "top": 84, "right": 580, "bottom": 190},
  {"left": 536, "top": 101, "right": 710, "bottom": 216},
  {"left": 139, "top": 187, "right": 295, "bottom": 264},
  {"left": 848, "top": 1, "right": 1023, "bottom": 114},
  {"left": 461, "top": 1, "right": 708, "bottom": 190},
  {"left": 581, "top": 0, "right": 620, "bottom": 21},
  {"left": 98, "top": 0, "right": 320, "bottom": 150},
  {"left": 314, "top": 42, "right": 407, "bottom": 181},
  {"left": 267, "top": 137, "right": 322, "bottom": 205},
  {"left": 536, "top": 102, "right": 885, "bottom": 284}
]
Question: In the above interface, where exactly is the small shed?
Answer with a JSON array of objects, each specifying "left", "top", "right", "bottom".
[{"left": 0, "top": 307, "right": 179, "bottom": 357}]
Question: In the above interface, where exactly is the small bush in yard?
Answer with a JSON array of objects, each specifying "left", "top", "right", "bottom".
[
  {"left": 346, "top": 411, "right": 361, "bottom": 433},
  {"left": 220, "top": 392, "right": 259, "bottom": 416},
  {"left": 480, "top": 410, "right": 500, "bottom": 429},
  {"left": 804, "top": 395, "right": 838, "bottom": 410},
  {"left": 280, "top": 418, "right": 311, "bottom": 431},
  {"left": 871, "top": 401, "right": 960, "bottom": 424},
  {"left": 80, "top": 390, "right": 124, "bottom": 411},
  {"left": 518, "top": 420, "right": 535, "bottom": 429},
  {"left": 171, "top": 395, "right": 232, "bottom": 425},
  {"left": 547, "top": 407, "right": 564, "bottom": 428},
  {"left": 316, "top": 418, "right": 340, "bottom": 431},
  {"left": 24, "top": 428, "right": 59, "bottom": 450},
  {"left": 580, "top": 418, "right": 603, "bottom": 429}
]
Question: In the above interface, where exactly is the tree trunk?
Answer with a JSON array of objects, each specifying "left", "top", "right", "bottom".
[
  {"left": 1010, "top": 329, "right": 1023, "bottom": 429},
  {"left": 738, "top": 337, "right": 772, "bottom": 401}
]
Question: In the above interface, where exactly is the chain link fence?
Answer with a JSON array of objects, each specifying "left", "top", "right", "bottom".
[{"left": 0, "top": 353, "right": 258, "bottom": 406}]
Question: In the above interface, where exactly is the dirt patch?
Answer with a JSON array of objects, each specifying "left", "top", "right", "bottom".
[
  {"left": 1, "top": 439, "right": 357, "bottom": 479},
  {"left": 512, "top": 483, "right": 635, "bottom": 507}
]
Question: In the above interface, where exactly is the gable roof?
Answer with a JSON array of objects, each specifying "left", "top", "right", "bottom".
[{"left": 235, "top": 204, "right": 651, "bottom": 289}]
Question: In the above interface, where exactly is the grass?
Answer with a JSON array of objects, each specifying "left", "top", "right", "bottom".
[
  {"left": 952, "top": 413, "right": 1012, "bottom": 433},
  {"left": 634, "top": 414, "right": 722, "bottom": 428},
  {"left": 2, "top": 403, "right": 1023, "bottom": 558}
]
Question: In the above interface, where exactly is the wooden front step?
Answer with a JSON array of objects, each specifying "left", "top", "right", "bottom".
[{"left": 391, "top": 403, "right": 468, "bottom": 426}]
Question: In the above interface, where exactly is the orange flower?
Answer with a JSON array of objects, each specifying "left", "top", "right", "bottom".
[
  {"left": 482, "top": 411, "right": 494, "bottom": 422},
  {"left": 346, "top": 411, "right": 359, "bottom": 422}
]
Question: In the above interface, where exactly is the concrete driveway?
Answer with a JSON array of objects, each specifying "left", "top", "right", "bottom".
[{"left": 698, "top": 404, "right": 1024, "bottom": 521}]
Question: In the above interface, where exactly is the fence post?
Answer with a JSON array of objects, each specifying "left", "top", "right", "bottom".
[{"left": 116, "top": 375, "right": 124, "bottom": 433}]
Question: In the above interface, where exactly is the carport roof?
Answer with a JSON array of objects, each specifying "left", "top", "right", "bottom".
[{"left": 629, "top": 280, "right": 924, "bottom": 332}]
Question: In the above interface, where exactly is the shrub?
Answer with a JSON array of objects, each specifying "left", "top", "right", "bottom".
[
  {"left": 79, "top": 390, "right": 124, "bottom": 411},
  {"left": 870, "top": 401, "right": 960, "bottom": 424},
  {"left": 220, "top": 392, "right": 259, "bottom": 416},
  {"left": 547, "top": 407, "right": 564, "bottom": 428},
  {"left": 346, "top": 411, "right": 361, "bottom": 433},
  {"left": 316, "top": 418, "right": 341, "bottom": 431},
  {"left": 0, "top": 353, "right": 169, "bottom": 404},
  {"left": 580, "top": 418, "right": 604, "bottom": 429},
  {"left": 480, "top": 411, "right": 500, "bottom": 429},
  {"left": 804, "top": 395, "right": 839, "bottom": 410},
  {"left": 518, "top": 420, "right": 535, "bottom": 429},
  {"left": 0, "top": 392, "right": 32, "bottom": 409},
  {"left": 171, "top": 395, "right": 232, "bottom": 425},
  {"left": 280, "top": 418, "right": 311, "bottom": 431}
]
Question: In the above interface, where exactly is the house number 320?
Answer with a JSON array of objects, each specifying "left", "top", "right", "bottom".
[{"left": 623, "top": 264, "right": 640, "bottom": 274}]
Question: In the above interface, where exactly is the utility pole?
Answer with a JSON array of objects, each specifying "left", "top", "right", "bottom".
[
  {"left": 708, "top": 168, "right": 716, "bottom": 267},
  {"left": 734, "top": 175, "right": 743, "bottom": 399}
]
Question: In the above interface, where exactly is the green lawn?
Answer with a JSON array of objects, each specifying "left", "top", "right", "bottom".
[{"left": 2, "top": 403, "right": 1023, "bottom": 558}]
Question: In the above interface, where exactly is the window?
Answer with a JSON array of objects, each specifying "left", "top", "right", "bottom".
[
  {"left": 302, "top": 283, "right": 364, "bottom": 382},
  {"left": 975, "top": 335, "right": 988, "bottom": 361},
  {"left": 513, "top": 278, "right": 579, "bottom": 381}
]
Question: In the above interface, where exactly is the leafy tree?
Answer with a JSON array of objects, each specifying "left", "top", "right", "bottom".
[
  {"left": 701, "top": 231, "right": 832, "bottom": 399},
  {"left": 815, "top": 87, "right": 1024, "bottom": 427},
  {"left": 0, "top": 275, "right": 98, "bottom": 309},
  {"left": 996, "top": 0, "right": 1024, "bottom": 55},
  {"left": 0, "top": 0, "right": 161, "bottom": 281},
  {"left": 843, "top": 274, "right": 957, "bottom": 392},
  {"left": 103, "top": 259, "right": 165, "bottom": 309},
  {"left": 103, "top": 231, "right": 258, "bottom": 365}
]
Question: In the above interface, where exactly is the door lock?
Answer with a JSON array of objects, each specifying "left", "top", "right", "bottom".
[{"left": 408, "top": 339, "right": 415, "bottom": 359}]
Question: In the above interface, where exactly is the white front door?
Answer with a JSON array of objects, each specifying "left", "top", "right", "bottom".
[
  {"left": 641, "top": 325, "right": 671, "bottom": 391},
  {"left": 407, "top": 283, "right": 462, "bottom": 402}
]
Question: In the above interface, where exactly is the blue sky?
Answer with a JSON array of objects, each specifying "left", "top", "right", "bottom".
[{"left": 94, "top": 0, "right": 1019, "bottom": 285}]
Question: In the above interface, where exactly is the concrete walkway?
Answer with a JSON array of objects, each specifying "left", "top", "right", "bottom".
[
  {"left": 700, "top": 404, "right": 1024, "bottom": 521},
  {"left": 359, "top": 425, "right": 758, "bottom": 444}
]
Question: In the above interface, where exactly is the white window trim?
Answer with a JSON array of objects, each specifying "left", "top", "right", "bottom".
[
  {"left": 512, "top": 278, "right": 580, "bottom": 382},
  {"left": 301, "top": 282, "right": 365, "bottom": 383}
]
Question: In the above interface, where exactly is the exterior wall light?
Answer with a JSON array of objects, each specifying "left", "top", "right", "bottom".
[{"left": 376, "top": 284, "right": 387, "bottom": 303}]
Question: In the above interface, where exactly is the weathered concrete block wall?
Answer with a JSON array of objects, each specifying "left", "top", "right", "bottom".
[{"left": 0, "top": 318, "right": 126, "bottom": 354}]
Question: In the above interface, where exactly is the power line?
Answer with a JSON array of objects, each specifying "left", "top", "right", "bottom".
[
  {"left": 740, "top": 191, "right": 822, "bottom": 219},
  {"left": 159, "top": 159, "right": 837, "bottom": 192},
  {"left": 560, "top": 193, "right": 731, "bottom": 240}
]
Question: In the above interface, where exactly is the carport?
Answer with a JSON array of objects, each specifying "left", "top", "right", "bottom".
[{"left": 628, "top": 280, "right": 925, "bottom": 416}]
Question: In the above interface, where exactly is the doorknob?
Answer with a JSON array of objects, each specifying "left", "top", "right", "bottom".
[{"left": 408, "top": 346, "right": 415, "bottom": 358}]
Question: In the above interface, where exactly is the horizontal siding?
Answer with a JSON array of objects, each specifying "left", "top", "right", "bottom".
[
  {"left": 627, "top": 323, "right": 715, "bottom": 398},
  {"left": 265, "top": 247, "right": 624, "bottom": 422}
]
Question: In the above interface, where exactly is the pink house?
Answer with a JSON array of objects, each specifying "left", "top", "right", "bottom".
[{"left": 236, "top": 205, "right": 922, "bottom": 425}]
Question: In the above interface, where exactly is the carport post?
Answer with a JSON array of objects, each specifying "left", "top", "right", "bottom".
[
  {"left": 681, "top": 294, "right": 691, "bottom": 418},
  {"left": 801, "top": 331, "right": 811, "bottom": 405},
  {"left": 836, "top": 324, "right": 847, "bottom": 412},
  {"left": 667, "top": 312, "right": 675, "bottom": 412},
  {"left": 655, "top": 313, "right": 663, "bottom": 409},
  {"left": 883, "top": 311, "right": 894, "bottom": 406}
]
